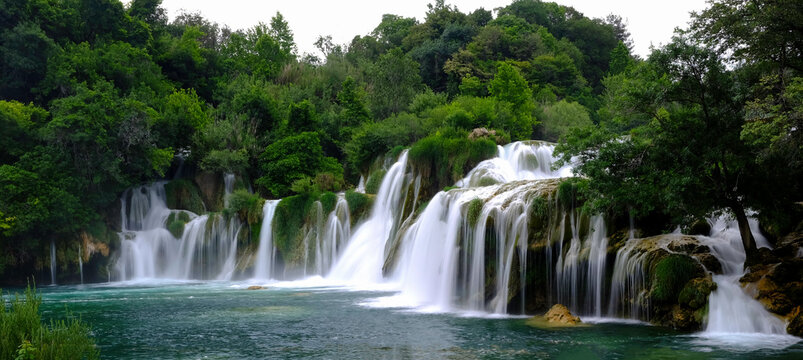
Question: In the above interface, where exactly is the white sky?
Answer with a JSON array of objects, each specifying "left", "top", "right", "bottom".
[{"left": 152, "top": 0, "right": 709, "bottom": 59}]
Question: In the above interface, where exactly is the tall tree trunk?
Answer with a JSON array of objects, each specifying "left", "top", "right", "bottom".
[{"left": 730, "top": 202, "right": 758, "bottom": 267}]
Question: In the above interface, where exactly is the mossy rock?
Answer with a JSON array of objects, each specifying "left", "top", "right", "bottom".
[
  {"left": 193, "top": 171, "right": 224, "bottom": 212},
  {"left": 787, "top": 306, "right": 803, "bottom": 337},
  {"left": 687, "top": 219, "right": 711, "bottom": 236},
  {"left": 678, "top": 277, "right": 717, "bottom": 309},
  {"left": 649, "top": 254, "right": 704, "bottom": 304},
  {"left": 319, "top": 192, "right": 338, "bottom": 214},
  {"left": 466, "top": 198, "right": 483, "bottom": 227},
  {"left": 365, "top": 169, "right": 386, "bottom": 195},
  {"left": 165, "top": 179, "right": 206, "bottom": 214},
  {"left": 345, "top": 190, "right": 374, "bottom": 224},
  {"left": 166, "top": 212, "right": 191, "bottom": 238}
]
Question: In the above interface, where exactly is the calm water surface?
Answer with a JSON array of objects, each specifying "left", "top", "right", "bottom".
[{"left": 25, "top": 282, "right": 803, "bottom": 359}]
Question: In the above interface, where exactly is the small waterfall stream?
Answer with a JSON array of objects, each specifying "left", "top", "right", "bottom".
[
  {"left": 50, "top": 239, "right": 56, "bottom": 285},
  {"left": 115, "top": 176, "right": 243, "bottom": 281},
  {"left": 253, "top": 200, "right": 280, "bottom": 279},
  {"left": 700, "top": 217, "right": 787, "bottom": 334}
]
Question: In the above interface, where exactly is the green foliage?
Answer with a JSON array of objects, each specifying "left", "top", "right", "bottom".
[
  {"left": 408, "top": 128, "right": 498, "bottom": 190},
  {"left": 345, "top": 190, "right": 372, "bottom": 221},
  {"left": 365, "top": 169, "right": 387, "bottom": 195},
  {"left": 257, "top": 132, "right": 343, "bottom": 197},
  {"left": 557, "top": 178, "right": 589, "bottom": 210},
  {"left": 226, "top": 189, "right": 264, "bottom": 225},
  {"left": 538, "top": 100, "right": 592, "bottom": 142},
  {"left": 273, "top": 194, "right": 313, "bottom": 261},
  {"left": 488, "top": 62, "right": 531, "bottom": 109},
  {"left": 319, "top": 192, "right": 338, "bottom": 214},
  {"left": 650, "top": 255, "right": 702, "bottom": 304},
  {"left": 0, "top": 285, "right": 99, "bottom": 360},
  {"left": 466, "top": 198, "right": 483, "bottom": 227},
  {"left": 368, "top": 48, "right": 424, "bottom": 118}
]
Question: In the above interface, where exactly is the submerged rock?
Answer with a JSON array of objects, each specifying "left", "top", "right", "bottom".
[{"left": 545, "top": 304, "right": 581, "bottom": 325}]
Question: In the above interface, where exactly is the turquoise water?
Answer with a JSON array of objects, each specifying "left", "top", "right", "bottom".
[{"left": 27, "top": 282, "right": 803, "bottom": 359}]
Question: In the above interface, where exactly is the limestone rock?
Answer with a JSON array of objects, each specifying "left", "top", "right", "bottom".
[
  {"left": 545, "top": 304, "right": 581, "bottom": 325},
  {"left": 247, "top": 285, "right": 266, "bottom": 290},
  {"left": 787, "top": 306, "right": 803, "bottom": 337}
]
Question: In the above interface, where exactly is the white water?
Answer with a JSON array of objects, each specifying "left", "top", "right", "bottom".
[
  {"left": 457, "top": 141, "right": 573, "bottom": 187},
  {"left": 700, "top": 216, "right": 789, "bottom": 335},
  {"left": 223, "top": 173, "right": 235, "bottom": 207},
  {"left": 115, "top": 179, "right": 244, "bottom": 281},
  {"left": 78, "top": 243, "right": 83, "bottom": 284},
  {"left": 253, "top": 200, "right": 280, "bottom": 279},
  {"left": 327, "top": 151, "right": 411, "bottom": 285},
  {"left": 50, "top": 239, "right": 56, "bottom": 285}
]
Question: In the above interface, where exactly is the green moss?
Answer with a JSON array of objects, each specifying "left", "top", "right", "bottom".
[
  {"left": 388, "top": 145, "right": 406, "bottom": 160},
  {"left": 345, "top": 190, "right": 373, "bottom": 222},
  {"left": 443, "top": 185, "right": 459, "bottom": 192},
  {"left": 319, "top": 192, "right": 338, "bottom": 214},
  {"left": 557, "top": 178, "right": 588, "bottom": 210},
  {"left": 273, "top": 194, "right": 314, "bottom": 262},
  {"left": 408, "top": 128, "right": 498, "bottom": 190},
  {"left": 650, "top": 254, "right": 702, "bottom": 304},
  {"left": 165, "top": 179, "right": 205, "bottom": 214},
  {"left": 678, "top": 278, "right": 717, "bottom": 309},
  {"left": 467, "top": 198, "right": 483, "bottom": 227},
  {"left": 226, "top": 189, "right": 265, "bottom": 225},
  {"left": 365, "top": 169, "right": 387, "bottom": 195},
  {"left": 167, "top": 219, "right": 185, "bottom": 238}
]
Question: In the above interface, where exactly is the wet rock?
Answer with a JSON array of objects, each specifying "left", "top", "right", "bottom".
[
  {"left": 787, "top": 306, "right": 803, "bottom": 337},
  {"left": 688, "top": 220, "right": 711, "bottom": 236},
  {"left": 545, "top": 304, "right": 581, "bottom": 325},
  {"left": 678, "top": 277, "right": 717, "bottom": 310},
  {"left": 247, "top": 285, "right": 266, "bottom": 290},
  {"left": 194, "top": 171, "right": 224, "bottom": 212},
  {"left": 692, "top": 253, "right": 722, "bottom": 274}
]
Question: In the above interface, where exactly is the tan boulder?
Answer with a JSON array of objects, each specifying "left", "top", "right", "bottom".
[
  {"left": 545, "top": 304, "right": 581, "bottom": 325},
  {"left": 247, "top": 285, "right": 266, "bottom": 290}
]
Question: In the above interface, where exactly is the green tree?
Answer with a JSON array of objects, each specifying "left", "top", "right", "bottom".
[
  {"left": 557, "top": 37, "right": 761, "bottom": 262},
  {"left": 368, "top": 48, "right": 424, "bottom": 119},
  {"left": 269, "top": 12, "right": 296, "bottom": 56}
]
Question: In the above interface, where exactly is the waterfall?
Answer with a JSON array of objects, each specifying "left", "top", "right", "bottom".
[
  {"left": 50, "top": 239, "right": 56, "bottom": 285},
  {"left": 553, "top": 214, "right": 608, "bottom": 316},
  {"left": 114, "top": 182, "right": 244, "bottom": 281},
  {"left": 313, "top": 196, "right": 351, "bottom": 275},
  {"left": 78, "top": 243, "right": 83, "bottom": 285},
  {"left": 699, "top": 216, "right": 788, "bottom": 335},
  {"left": 607, "top": 238, "right": 650, "bottom": 319},
  {"left": 223, "top": 173, "right": 235, "bottom": 207},
  {"left": 367, "top": 141, "right": 572, "bottom": 314},
  {"left": 327, "top": 151, "right": 411, "bottom": 285},
  {"left": 253, "top": 200, "right": 280, "bottom": 279}
]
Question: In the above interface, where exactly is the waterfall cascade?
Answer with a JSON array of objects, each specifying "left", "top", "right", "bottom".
[
  {"left": 253, "top": 200, "right": 280, "bottom": 279},
  {"left": 700, "top": 217, "right": 788, "bottom": 335},
  {"left": 50, "top": 239, "right": 56, "bottom": 285},
  {"left": 115, "top": 177, "right": 243, "bottom": 281},
  {"left": 78, "top": 243, "right": 83, "bottom": 285}
]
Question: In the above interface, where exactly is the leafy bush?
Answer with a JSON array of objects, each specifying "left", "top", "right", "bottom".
[
  {"left": 200, "top": 149, "right": 248, "bottom": 173},
  {"left": 225, "top": 189, "right": 265, "bottom": 225},
  {"left": 538, "top": 100, "right": 592, "bottom": 142},
  {"left": 345, "top": 190, "right": 372, "bottom": 221},
  {"left": 557, "top": 178, "right": 589, "bottom": 210},
  {"left": 257, "top": 132, "right": 343, "bottom": 197},
  {"left": 650, "top": 254, "right": 702, "bottom": 303},
  {"left": 408, "top": 128, "right": 497, "bottom": 190},
  {"left": 0, "top": 285, "right": 99, "bottom": 360}
]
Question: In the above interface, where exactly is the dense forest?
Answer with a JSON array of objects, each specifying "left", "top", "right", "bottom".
[{"left": 0, "top": 0, "right": 800, "bottom": 281}]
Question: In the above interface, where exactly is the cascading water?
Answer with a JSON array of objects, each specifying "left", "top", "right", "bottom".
[
  {"left": 553, "top": 214, "right": 608, "bottom": 317},
  {"left": 699, "top": 216, "right": 788, "bottom": 335},
  {"left": 327, "top": 151, "right": 412, "bottom": 285},
  {"left": 223, "top": 173, "right": 235, "bottom": 207},
  {"left": 78, "top": 243, "right": 83, "bottom": 285},
  {"left": 253, "top": 200, "right": 280, "bottom": 279},
  {"left": 367, "top": 141, "right": 573, "bottom": 314},
  {"left": 50, "top": 239, "right": 56, "bottom": 285},
  {"left": 115, "top": 179, "right": 243, "bottom": 281}
]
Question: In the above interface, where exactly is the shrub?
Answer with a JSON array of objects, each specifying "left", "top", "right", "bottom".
[
  {"left": 273, "top": 194, "right": 314, "bottom": 260},
  {"left": 319, "top": 192, "right": 338, "bottom": 214},
  {"left": 345, "top": 190, "right": 372, "bottom": 221},
  {"left": 199, "top": 149, "right": 248, "bottom": 173},
  {"left": 0, "top": 285, "right": 99, "bottom": 360},
  {"left": 557, "top": 178, "right": 589, "bottom": 210},
  {"left": 408, "top": 128, "right": 497, "bottom": 190},
  {"left": 225, "top": 189, "right": 265, "bottom": 225}
]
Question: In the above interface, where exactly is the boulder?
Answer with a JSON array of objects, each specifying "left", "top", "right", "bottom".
[
  {"left": 545, "top": 304, "right": 581, "bottom": 325},
  {"left": 787, "top": 306, "right": 803, "bottom": 337},
  {"left": 247, "top": 285, "right": 266, "bottom": 290}
]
